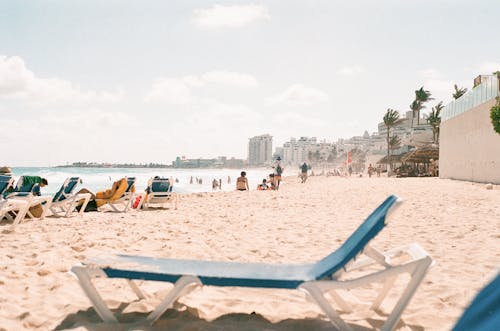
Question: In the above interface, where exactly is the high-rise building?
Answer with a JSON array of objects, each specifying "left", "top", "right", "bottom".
[{"left": 248, "top": 134, "right": 273, "bottom": 165}]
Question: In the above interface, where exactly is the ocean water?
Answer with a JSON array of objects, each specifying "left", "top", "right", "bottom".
[{"left": 10, "top": 167, "right": 273, "bottom": 196}]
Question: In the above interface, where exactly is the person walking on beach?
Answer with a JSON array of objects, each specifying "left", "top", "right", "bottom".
[
  {"left": 348, "top": 165, "right": 353, "bottom": 176},
  {"left": 273, "top": 157, "right": 284, "bottom": 190},
  {"left": 368, "top": 164, "right": 374, "bottom": 178},
  {"left": 212, "top": 179, "right": 219, "bottom": 190},
  {"left": 376, "top": 164, "right": 381, "bottom": 177},
  {"left": 300, "top": 162, "right": 308, "bottom": 183},
  {"left": 236, "top": 171, "right": 249, "bottom": 191}
]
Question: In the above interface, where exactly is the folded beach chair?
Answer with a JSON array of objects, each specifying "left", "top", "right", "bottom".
[
  {"left": 142, "top": 177, "right": 178, "bottom": 209},
  {"left": 72, "top": 195, "right": 432, "bottom": 331},
  {"left": 49, "top": 177, "right": 91, "bottom": 217},
  {"left": 104, "top": 177, "right": 137, "bottom": 213},
  {"left": 5, "top": 176, "right": 52, "bottom": 220},
  {"left": 452, "top": 272, "right": 500, "bottom": 331}
]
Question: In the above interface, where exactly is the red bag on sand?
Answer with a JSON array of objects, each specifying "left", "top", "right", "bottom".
[{"left": 133, "top": 196, "right": 142, "bottom": 209}]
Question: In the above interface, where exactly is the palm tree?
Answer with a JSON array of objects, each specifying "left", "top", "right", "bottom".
[
  {"left": 426, "top": 101, "right": 443, "bottom": 144},
  {"left": 410, "top": 99, "right": 420, "bottom": 128},
  {"left": 453, "top": 84, "right": 467, "bottom": 99},
  {"left": 414, "top": 87, "right": 434, "bottom": 126},
  {"left": 389, "top": 134, "right": 402, "bottom": 152},
  {"left": 383, "top": 108, "right": 400, "bottom": 172}
]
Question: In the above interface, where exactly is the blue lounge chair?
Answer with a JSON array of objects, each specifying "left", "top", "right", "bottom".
[
  {"left": 106, "top": 177, "right": 138, "bottom": 212},
  {"left": 49, "top": 177, "right": 91, "bottom": 217},
  {"left": 0, "top": 174, "right": 14, "bottom": 198},
  {"left": 72, "top": 195, "right": 432, "bottom": 331},
  {"left": 4, "top": 176, "right": 52, "bottom": 220},
  {"left": 1, "top": 175, "right": 29, "bottom": 227},
  {"left": 142, "top": 177, "right": 178, "bottom": 209},
  {"left": 452, "top": 273, "right": 500, "bottom": 331}
]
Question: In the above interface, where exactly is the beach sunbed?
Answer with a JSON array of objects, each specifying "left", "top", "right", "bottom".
[
  {"left": 72, "top": 195, "right": 432, "bottom": 331},
  {"left": 5, "top": 176, "right": 52, "bottom": 220},
  {"left": 0, "top": 175, "right": 15, "bottom": 199},
  {"left": 142, "top": 177, "right": 178, "bottom": 209},
  {"left": 49, "top": 177, "right": 91, "bottom": 217},
  {"left": 103, "top": 177, "right": 138, "bottom": 213},
  {"left": 452, "top": 272, "right": 500, "bottom": 331},
  {"left": 0, "top": 199, "right": 30, "bottom": 228}
]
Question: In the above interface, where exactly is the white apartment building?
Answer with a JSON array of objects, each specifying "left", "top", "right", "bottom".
[
  {"left": 281, "top": 137, "right": 337, "bottom": 165},
  {"left": 248, "top": 134, "right": 273, "bottom": 166}
]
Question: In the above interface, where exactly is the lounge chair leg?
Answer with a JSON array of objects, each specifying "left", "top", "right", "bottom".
[
  {"left": 381, "top": 257, "right": 432, "bottom": 331},
  {"left": 327, "top": 289, "right": 353, "bottom": 313},
  {"left": 300, "top": 282, "right": 353, "bottom": 331},
  {"left": 71, "top": 266, "right": 118, "bottom": 323},
  {"left": 371, "top": 276, "right": 397, "bottom": 310},
  {"left": 146, "top": 275, "right": 201, "bottom": 325},
  {"left": 127, "top": 280, "right": 147, "bottom": 300}
]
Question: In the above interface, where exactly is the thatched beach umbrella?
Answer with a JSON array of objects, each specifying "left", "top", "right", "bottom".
[{"left": 402, "top": 145, "right": 439, "bottom": 164}]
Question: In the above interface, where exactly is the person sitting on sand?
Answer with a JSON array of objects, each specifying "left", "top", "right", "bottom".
[
  {"left": 257, "top": 179, "right": 268, "bottom": 190},
  {"left": 236, "top": 171, "right": 249, "bottom": 191}
]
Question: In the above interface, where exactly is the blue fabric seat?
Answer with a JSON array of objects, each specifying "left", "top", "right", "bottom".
[{"left": 452, "top": 273, "right": 500, "bottom": 331}]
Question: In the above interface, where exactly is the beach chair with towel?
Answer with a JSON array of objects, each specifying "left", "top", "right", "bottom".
[
  {"left": 452, "top": 272, "right": 500, "bottom": 331},
  {"left": 97, "top": 177, "right": 137, "bottom": 213},
  {"left": 72, "top": 195, "right": 433, "bottom": 331},
  {"left": 5, "top": 176, "right": 52, "bottom": 220},
  {"left": 49, "top": 177, "right": 91, "bottom": 217},
  {"left": 142, "top": 177, "right": 178, "bottom": 209}
]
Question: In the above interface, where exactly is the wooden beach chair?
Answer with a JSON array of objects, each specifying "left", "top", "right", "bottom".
[
  {"left": 49, "top": 177, "right": 91, "bottom": 217},
  {"left": 72, "top": 195, "right": 433, "bottom": 331},
  {"left": 142, "top": 177, "right": 178, "bottom": 209}
]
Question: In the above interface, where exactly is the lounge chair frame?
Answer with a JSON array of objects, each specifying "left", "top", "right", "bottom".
[
  {"left": 72, "top": 197, "right": 432, "bottom": 331},
  {"left": 103, "top": 177, "right": 137, "bottom": 213},
  {"left": 0, "top": 199, "right": 30, "bottom": 228},
  {"left": 142, "top": 178, "right": 178, "bottom": 210},
  {"left": 49, "top": 177, "right": 91, "bottom": 217}
]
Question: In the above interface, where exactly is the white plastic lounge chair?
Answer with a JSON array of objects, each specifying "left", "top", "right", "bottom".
[
  {"left": 0, "top": 175, "right": 29, "bottom": 227},
  {"left": 72, "top": 195, "right": 432, "bottom": 331},
  {"left": 104, "top": 177, "right": 137, "bottom": 213},
  {"left": 452, "top": 272, "right": 500, "bottom": 331},
  {"left": 142, "top": 177, "right": 178, "bottom": 209},
  {"left": 49, "top": 177, "right": 91, "bottom": 217},
  {"left": 5, "top": 176, "right": 52, "bottom": 220},
  {"left": 0, "top": 199, "right": 30, "bottom": 228}
]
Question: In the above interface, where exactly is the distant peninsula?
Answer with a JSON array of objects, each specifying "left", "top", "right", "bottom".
[{"left": 55, "top": 162, "right": 172, "bottom": 169}]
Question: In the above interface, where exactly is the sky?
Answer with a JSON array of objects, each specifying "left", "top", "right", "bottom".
[{"left": 1, "top": 0, "right": 499, "bottom": 166}]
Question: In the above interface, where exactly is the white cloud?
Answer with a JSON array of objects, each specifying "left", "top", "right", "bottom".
[
  {"left": 191, "top": 4, "right": 270, "bottom": 29},
  {"left": 201, "top": 71, "right": 258, "bottom": 87},
  {"left": 477, "top": 61, "right": 500, "bottom": 74},
  {"left": 145, "top": 78, "right": 193, "bottom": 105},
  {"left": 338, "top": 65, "right": 364, "bottom": 76},
  {"left": 146, "top": 71, "right": 258, "bottom": 104},
  {"left": 0, "top": 55, "right": 123, "bottom": 105},
  {"left": 267, "top": 84, "right": 329, "bottom": 106},
  {"left": 419, "top": 68, "right": 441, "bottom": 79}
]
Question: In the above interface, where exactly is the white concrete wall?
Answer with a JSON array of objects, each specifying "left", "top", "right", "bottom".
[{"left": 440, "top": 98, "right": 500, "bottom": 184}]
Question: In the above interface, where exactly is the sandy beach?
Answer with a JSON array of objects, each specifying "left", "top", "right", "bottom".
[{"left": 1, "top": 175, "right": 499, "bottom": 331}]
